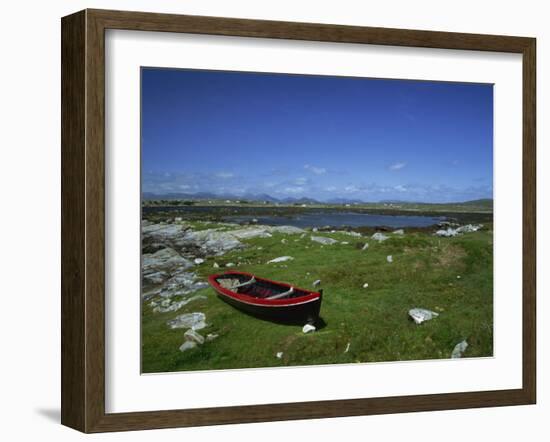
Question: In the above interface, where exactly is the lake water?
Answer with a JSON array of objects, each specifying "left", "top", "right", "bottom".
[
  {"left": 143, "top": 206, "right": 443, "bottom": 228},
  {"left": 225, "top": 212, "right": 442, "bottom": 228}
]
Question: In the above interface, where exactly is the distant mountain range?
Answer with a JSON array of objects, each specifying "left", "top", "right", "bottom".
[{"left": 142, "top": 192, "right": 493, "bottom": 207}]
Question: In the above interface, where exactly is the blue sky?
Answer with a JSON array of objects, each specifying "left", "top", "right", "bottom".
[{"left": 142, "top": 68, "right": 493, "bottom": 203}]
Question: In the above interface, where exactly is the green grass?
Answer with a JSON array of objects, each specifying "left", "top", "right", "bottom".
[{"left": 141, "top": 227, "right": 493, "bottom": 373}]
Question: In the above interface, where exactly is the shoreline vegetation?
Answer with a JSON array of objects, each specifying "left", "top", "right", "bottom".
[{"left": 141, "top": 199, "right": 493, "bottom": 373}]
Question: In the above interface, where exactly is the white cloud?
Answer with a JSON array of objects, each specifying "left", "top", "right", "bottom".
[
  {"left": 394, "top": 185, "right": 408, "bottom": 192},
  {"left": 389, "top": 162, "right": 407, "bottom": 171},
  {"left": 294, "top": 177, "right": 308, "bottom": 185},
  {"left": 325, "top": 186, "right": 337, "bottom": 192},
  {"left": 344, "top": 185, "right": 359, "bottom": 193},
  {"left": 215, "top": 172, "right": 234, "bottom": 179},
  {"left": 284, "top": 186, "right": 305, "bottom": 194},
  {"left": 304, "top": 164, "right": 326, "bottom": 175}
]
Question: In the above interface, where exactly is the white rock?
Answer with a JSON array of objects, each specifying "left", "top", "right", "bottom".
[
  {"left": 226, "top": 262, "right": 235, "bottom": 267},
  {"left": 153, "top": 295, "right": 207, "bottom": 314},
  {"left": 302, "top": 324, "right": 316, "bottom": 334},
  {"left": 167, "top": 312, "right": 206, "bottom": 330},
  {"left": 281, "top": 239, "right": 287, "bottom": 244},
  {"left": 456, "top": 275, "right": 461, "bottom": 279},
  {"left": 393, "top": 229, "right": 405, "bottom": 235},
  {"left": 387, "top": 255, "right": 393, "bottom": 263},
  {"left": 362, "top": 243, "right": 369, "bottom": 251},
  {"left": 311, "top": 236, "right": 338, "bottom": 245},
  {"left": 435, "top": 224, "right": 482, "bottom": 237},
  {"left": 341, "top": 241, "right": 349, "bottom": 245},
  {"left": 451, "top": 340, "right": 469, "bottom": 358},
  {"left": 142, "top": 271, "right": 167, "bottom": 285},
  {"left": 276, "top": 352, "right": 284, "bottom": 359},
  {"left": 228, "top": 227, "right": 272, "bottom": 240},
  {"left": 158, "top": 272, "right": 208, "bottom": 298},
  {"left": 456, "top": 224, "right": 482, "bottom": 233},
  {"left": 142, "top": 247, "right": 193, "bottom": 276},
  {"left": 363, "top": 283, "right": 369, "bottom": 288},
  {"left": 341, "top": 231, "right": 361, "bottom": 237},
  {"left": 213, "top": 262, "right": 220, "bottom": 268},
  {"left": 182, "top": 229, "right": 244, "bottom": 255},
  {"left": 270, "top": 225, "right": 306, "bottom": 235},
  {"left": 267, "top": 256, "right": 294, "bottom": 264},
  {"left": 184, "top": 329, "right": 205, "bottom": 344},
  {"left": 179, "top": 341, "right": 197, "bottom": 352},
  {"left": 408, "top": 308, "right": 439, "bottom": 325},
  {"left": 194, "top": 258, "right": 205, "bottom": 265},
  {"left": 372, "top": 232, "right": 389, "bottom": 242},
  {"left": 206, "top": 333, "right": 219, "bottom": 342},
  {"left": 312, "top": 279, "right": 321, "bottom": 287},
  {"left": 435, "top": 228, "right": 459, "bottom": 237}
]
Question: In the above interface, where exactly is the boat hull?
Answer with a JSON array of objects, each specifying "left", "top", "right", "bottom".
[
  {"left": 208, "top": 271, "right": 322, "bottom": 325},
  {"left": 216, "top": 289, "right": 322, "bottom": 325}
]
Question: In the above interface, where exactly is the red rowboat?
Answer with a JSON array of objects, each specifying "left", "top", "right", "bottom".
[{"left": 208, "top": 271, "right": 322, "bottom": 325}]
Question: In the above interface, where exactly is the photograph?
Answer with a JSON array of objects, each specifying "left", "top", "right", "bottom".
[{"left": 140, "top": 67, "right": 494, "bottom": 374}]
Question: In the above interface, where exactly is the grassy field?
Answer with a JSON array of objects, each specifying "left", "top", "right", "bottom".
[{"left": 141, "top": 222, "right": 493, "bottom": 373}]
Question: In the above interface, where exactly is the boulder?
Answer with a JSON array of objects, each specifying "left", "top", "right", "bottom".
[
  {"left": 456, "top": 224, "right": 483, "bottom": 233},
  {"left": 270, "top": 225, "right": 306, "bottom": 235},
  {"left": 311, "top": 236, "right": 338, "bottom": 245},
  {"left": 371, "top": 232, "right": 389, "bottom": 242},
  {"left": 393, "top": 229, "right": 405, "bottom": 235},
  {"left": 142, "top": 247, "right": 193, "bottom": 275},
  {"left": 435, "top": 224, "right": 483, "bottom": 237},
  {"left": 179, "top": 341, "right": 197, "bottom": 352},
  {"left": 435, "top": 228, "right": 459, "bottom": 237},
  {"left": 184, "top": 329, "right": 205, "bottom": 345},
  {"left": 206, "top": 333, "right": 219, "bottom": 342},
  {"left": 408, "top": 308, "right": 439, "bottom": 325},
  {"left": 167, "top": 312, "right": 206, "bottom": 330},
  {"left": 159, "top": 272, "right": 208, "bottom": 298},
  {"left": 152, "top": 295, "right": 207, "bottom": 313},
  {"left": 451, "top": 340, "right": 469, "bottom": 358},
  {"left": 341, "top": 230, "right": 361, "bottom": 237},
  {"left": 228, "top": 227, "right": 272, "bottom": 240},
  {"left": 142, "top": 271, "right": 168, "bottom": 285},
  {"left": 267, "top": 256, "right": 294, "bottom": 264},
  {"left": 181, "top": 229, "right": 243, "bottom": 256},
  {"left": 302, "top": 324, "right": 316, "bottom": 333}
]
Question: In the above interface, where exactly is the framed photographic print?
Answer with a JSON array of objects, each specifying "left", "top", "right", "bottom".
[{"left": 61, "top": 9, "right": 536, "bottom": 433}]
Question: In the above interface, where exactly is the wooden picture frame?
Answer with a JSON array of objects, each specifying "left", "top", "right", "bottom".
[{"left": 61, "top": 8, "right": 536, "bottom": 433}]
